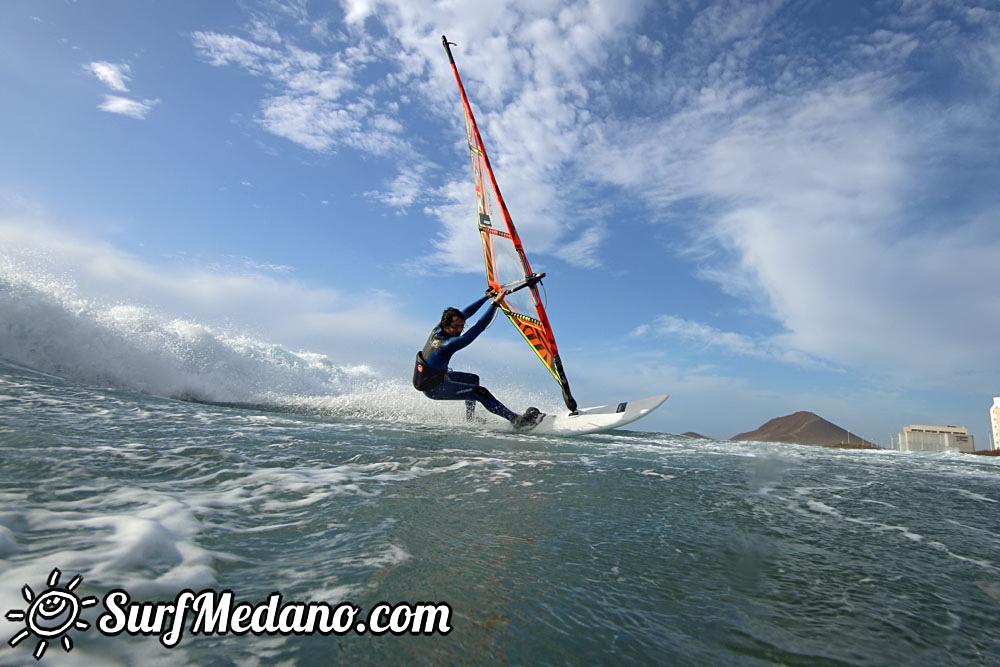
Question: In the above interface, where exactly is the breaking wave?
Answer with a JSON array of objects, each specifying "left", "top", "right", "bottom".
[{"left": 0, "top": 248, "right": 380, "bottom": 410}]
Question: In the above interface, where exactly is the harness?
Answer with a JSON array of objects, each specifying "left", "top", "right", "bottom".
[
  {"left": 412, "top": 330, "right": 448, "bottom": 391},
  {"left": 412, "top": 350, "right": 447, "bottom": 391}
]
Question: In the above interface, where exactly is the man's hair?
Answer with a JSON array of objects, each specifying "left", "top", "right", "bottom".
[{"left": 439, "top": 307, "right": 465, "bottom": 329}]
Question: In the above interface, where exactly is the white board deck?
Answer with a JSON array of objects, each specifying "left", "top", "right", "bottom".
[{"left": 522, "top": 394, "right": 669, "bottom": 436}]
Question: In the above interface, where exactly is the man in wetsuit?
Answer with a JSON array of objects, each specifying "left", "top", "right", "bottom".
[{"left": 413, "top": 289, "right": 542, "bottom": 430}]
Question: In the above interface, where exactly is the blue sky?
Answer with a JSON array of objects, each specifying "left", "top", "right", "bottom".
[{"left": 1, "top": 0, "right": 998, "bottom": 444}]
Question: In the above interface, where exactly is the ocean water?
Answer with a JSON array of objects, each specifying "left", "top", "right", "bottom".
[
  {"left": 4, "top": 360, "right": 1000, "bottom": 666},
  {"left": 3, "top": 269, "right": 1000, "bottom": 665}
]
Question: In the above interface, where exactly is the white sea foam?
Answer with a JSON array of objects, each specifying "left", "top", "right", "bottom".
[
  {"left": 0, "top": 248, "right": 387, "bottom": 410},
  {"left": 951, "top": 488, "right": 998, "bottom": 503},
  {"left": 0, "top": 257, "right": 546, "bottom": 433},
  {"left": 11, "top": 496, "right": 219, "bottom": 598},
  {"left": 0, "top": 524, "right": 22, "bottom": 556}
]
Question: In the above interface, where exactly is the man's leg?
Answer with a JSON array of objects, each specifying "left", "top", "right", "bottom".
[
  {"left": 468, "top": 385, "right": 517, "bottom": 422},
  {"left": 425, "top": 374, "right": 517, "bottom": 423},
  {"left": 448, "top": 372, "right": 480, "bottom": 421}
]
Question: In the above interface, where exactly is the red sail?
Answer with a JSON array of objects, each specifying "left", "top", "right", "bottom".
[{"left": 442, "top": 36, "right": 577, "bottom": 412}]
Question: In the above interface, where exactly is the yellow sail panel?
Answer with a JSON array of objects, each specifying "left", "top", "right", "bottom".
[{"left": 507, "top": 312, "right": 560, "bottom": 383}]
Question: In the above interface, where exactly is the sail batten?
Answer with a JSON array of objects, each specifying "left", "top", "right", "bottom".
[{"left": 441, "top": 36, "right": 578, "bottom": 412}]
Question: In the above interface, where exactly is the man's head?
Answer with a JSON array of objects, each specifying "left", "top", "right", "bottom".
[{"left": 439, "top": 307, "right": 466, "bottom": 336}]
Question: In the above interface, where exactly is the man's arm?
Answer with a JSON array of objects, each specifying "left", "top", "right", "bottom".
[
  {"left": 460, "top": 294, "right": 491, "bottom": 319},
  {"left": 441, "top": 300, "right": 497, "bottom": 356}
]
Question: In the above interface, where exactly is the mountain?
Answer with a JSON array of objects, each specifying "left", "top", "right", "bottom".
[{"left": 731, "top": 411, "right": 877, "bottom": 448}]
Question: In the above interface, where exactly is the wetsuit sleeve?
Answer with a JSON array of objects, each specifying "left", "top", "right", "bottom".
[
  {"left": 439, "top": 300, "right": 497, "bottom": 356},
  {"left": 461, "top": 295, "right": 491, "bottom": 319}
]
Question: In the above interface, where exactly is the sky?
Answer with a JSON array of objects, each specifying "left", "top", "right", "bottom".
[{"left": 1, "top": 0, "right": 998, "bottom": 444}]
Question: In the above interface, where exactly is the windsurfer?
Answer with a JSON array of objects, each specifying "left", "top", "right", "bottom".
[{"left": 412, "top": 289, "right": 542, "bottom": 430}]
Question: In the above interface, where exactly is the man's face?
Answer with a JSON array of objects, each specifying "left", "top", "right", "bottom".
[{"left": 443, "top": 317, "right": 466, "bottom": 336}]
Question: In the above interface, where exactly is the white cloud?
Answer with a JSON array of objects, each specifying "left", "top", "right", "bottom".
[
  {"left": 366, "top": 166, "right": 428, "bottom": 209},
  {"left": 259, "top": 94, "right": 361, "bottom": 152},
  {"left": 702, "top": 102, "right": 996, "bottom": 384},
  {"left": 342, "top": 0, "right": 376, "bottom": 25},
  {"left": 636, "top": 315, "right": 760, "bottom": 356},
  {"left": 85, "top": 61, "right": 157, "bottom": 119},
  {"left": 634, "top": 315, "right": 834, "bottom": 370},
  {"left": 555, "top": 223, "right": 605, "bottom": 269},
  {"left": 86, "top": 61, "right": 131, "bottom": 92},
  {"left": 97, "top": 95, "right": 159, "bottom": 119},
  {"left": 191, "top": 29, "right": 404, "bottom": 157},
  {"left": 572, "top": 2, "right": 1000, "bottom": 391},
  {"left": 417, "top": 179, "right": 483, "bottom": 275},
  {"left": 190, "top": 31, "right": 280, "bottom": 72}
]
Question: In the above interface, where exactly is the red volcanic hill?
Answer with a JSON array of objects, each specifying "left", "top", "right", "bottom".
[{"left": 731, "top": 411, "right": 876, "bottom": 448}]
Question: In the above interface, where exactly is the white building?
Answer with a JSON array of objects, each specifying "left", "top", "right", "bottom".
[
  {"left": 991, "top": 397, "right": 1000, "bottom": 450},
  {"left": 898, "top": 425, "right": 975, "bottom": 453}
]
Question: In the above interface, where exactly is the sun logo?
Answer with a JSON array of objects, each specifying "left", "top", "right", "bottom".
[{"left": 6, "top": 568, "right": 98, "bottom": 660}]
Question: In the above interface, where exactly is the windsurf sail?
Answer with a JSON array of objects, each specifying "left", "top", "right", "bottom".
[{"left": 442, "top": 35, "right": 578, "bottom": 413}]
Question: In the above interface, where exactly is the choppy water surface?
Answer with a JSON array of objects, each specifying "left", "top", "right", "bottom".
[{"left": 3, "top": 362, "right": 1000, "bottom": 665}]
